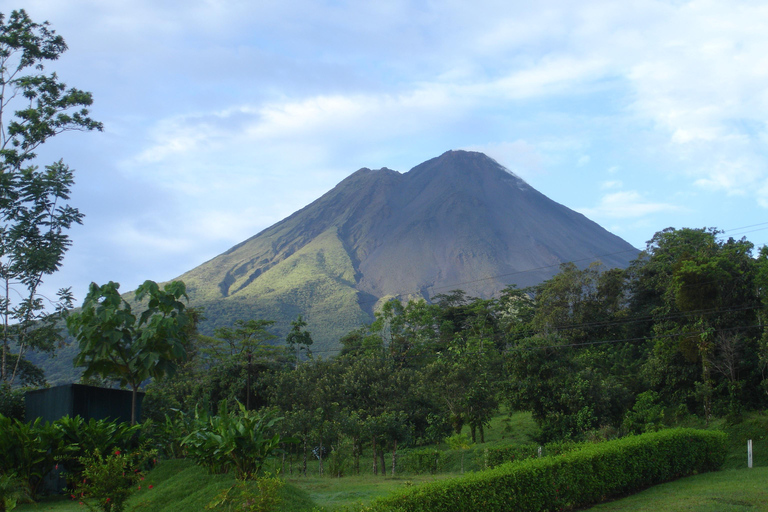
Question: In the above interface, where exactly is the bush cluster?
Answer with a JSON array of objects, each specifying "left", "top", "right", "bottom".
[
  {"left": 0, "top": 414, "right": 142, "bottom": 499},
  {"left": 483, "top": 440, "right": 581, "bottom": 469},
  {"left": 373, "top": 428, "right": 727, "bottom": 512}
]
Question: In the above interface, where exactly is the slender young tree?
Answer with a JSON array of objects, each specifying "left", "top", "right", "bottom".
[
  {"left": 0, "top": 9, "right": 102, "bottom": 385},
  {"left": 285, "top": 315, "right": 313, "bottom": 368},
  {"left": 67, "top": 280, "right": 191, "bottom": 424}
]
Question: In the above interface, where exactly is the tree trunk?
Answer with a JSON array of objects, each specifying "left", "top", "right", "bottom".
[
  {"left": 470, "top": 425, "right": 476, "bottom": 443},
  {"left": 391, "top": 439, "right": 397, "bottom": 476},
  {"left": 353, "top": 437, "right": 360, "bottom": 475},
  {"left": 480, "top": 424, "right": 485, "bottom": 444},
  {"left": 303, "top": 436, "right": 308, "bottom": 476},
  {"left": 131, "top": 384, "right": 138, "bottom": 425},
  {"left": 318, "top": 440, "right": 324, "bottom": 476},
  {"left": 2, "top": 277, "right": 9, "bottom": 382},
  {"left": 380, "top": 446, "right": 386, "bottom": 476},
  {"left": 372, "top": 436, "right": 378, "bottom": 475}
]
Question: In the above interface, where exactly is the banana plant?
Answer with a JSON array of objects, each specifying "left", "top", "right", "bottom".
[{"left": 182, "top": 402, "right": 292, "bottom": 480}]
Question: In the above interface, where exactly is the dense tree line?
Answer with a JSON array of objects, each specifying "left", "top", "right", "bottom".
[{"left": 135, "top": 227, "right": 768, "bottom": 476}]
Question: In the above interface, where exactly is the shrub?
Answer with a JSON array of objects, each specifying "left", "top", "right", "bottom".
[
  {"left": 0, "top": 472, "right": 29, "bottom": 512},
  {"left": 622, "top": 390, "right": 666, "bottom": 434},
  {"left": 54, "top": 416, "right": 141, "bottom": 488},
  {"left": 483, "top": 440, "right": 581, "bottom": 470},
  {"left": 0, "top": 385, "right": 24, "bottom": 421},
  {"left": 71, "top": 447, "right": 156, "bottom": 512},
  {"left": 400, "top": 449, "right": 442, "bottom": 475},
  {"left": 182, "top": 402, "right": 287, "bottom": 480},
  {"left": 373, "top": 428, "right": 727, "bottom": 512},
  {"left": 0, "top": 415, "right": 62, "bottom": 499},
  {"left": 139, "top": 409, "right": 195, "bottom": 459}
]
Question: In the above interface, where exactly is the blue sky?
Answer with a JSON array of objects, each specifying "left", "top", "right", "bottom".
[{"left": 12, "top": 0, "right": 768, "bottom": 304}]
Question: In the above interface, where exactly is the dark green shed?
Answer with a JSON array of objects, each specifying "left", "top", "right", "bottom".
[{"left": 25, "top": 384, "right": 143, "bottom": 424}]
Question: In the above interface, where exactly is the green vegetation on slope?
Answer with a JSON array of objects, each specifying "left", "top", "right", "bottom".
[
  {"left": 14, "top": 459, "right": 317, "bottom": 512},
  {"left": 183, "top": 227, "right": 371, "bottom": 354}
]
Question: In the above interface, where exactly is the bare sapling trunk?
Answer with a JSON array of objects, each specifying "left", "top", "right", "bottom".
[
  {"left": 391, "top": 439, "right": 397, "bottom": 476},
  {"left": 372, "top": 436, "right": 378, "bottom": 475},
  {"left": 318, "top": 440, "right": 324, "bottom": 476}
]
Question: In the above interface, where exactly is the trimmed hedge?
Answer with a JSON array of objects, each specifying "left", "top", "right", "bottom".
[
  {"left": 373, "top": 428, "right": 727, "bottom": 512},
  {"left": 400, "top": 449, "right": 442, "bottom": 474},
  {"left": 483, "top": 440, "right": 581, "bottom": 470}
]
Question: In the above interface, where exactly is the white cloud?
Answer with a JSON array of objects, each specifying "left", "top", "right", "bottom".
[
  {"left": 580, "top": 190, "right": 682, "bottom": 219},
  {"left": 467, "top": 140, "right": 545, "bottom": 179},
  {"left": 601, "top": 180, "right": 623, "bottom": 190}
]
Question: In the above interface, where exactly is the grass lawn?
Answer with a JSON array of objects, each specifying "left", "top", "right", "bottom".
[
  {"left": 586, "top": 467, "right": 768, "bottom": 511},
  {"left": 286, "top": 473, "right": 453, "bottom": 510}
]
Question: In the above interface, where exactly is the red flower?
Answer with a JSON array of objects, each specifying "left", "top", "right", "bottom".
[
  {"left": 149, "top": 485, "right": 153, "bottom": 489},
  {"left": 115, "top": 450, "right": 120, "bottom": 455}
]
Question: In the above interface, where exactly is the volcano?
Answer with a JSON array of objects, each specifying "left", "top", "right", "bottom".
[{"left": 176, "top": 150, "right": 638, "bottom": 352}]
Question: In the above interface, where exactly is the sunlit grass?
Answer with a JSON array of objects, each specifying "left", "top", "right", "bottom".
[{"left": 586, "top": 467, "right": 768, "bottom": 511}]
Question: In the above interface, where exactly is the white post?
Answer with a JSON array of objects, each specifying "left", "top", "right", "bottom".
[
  {"left": 748, "top": 439, "right": 753, "bottom": 469},
  {"left": 538, "top": 446, "right": 542, "bottom": 458}
]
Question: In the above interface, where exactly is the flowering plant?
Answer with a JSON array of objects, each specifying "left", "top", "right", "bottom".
[{"left": 71, "top": 447, "right": 156, "bottom": 512}]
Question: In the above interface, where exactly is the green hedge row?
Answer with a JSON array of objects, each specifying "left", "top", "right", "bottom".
[
  {"left": 483, "top": 440, "right": 581, "bottom": 470},
  {"left": 374, "top": 428, "right": 727, "bottom": 512}
]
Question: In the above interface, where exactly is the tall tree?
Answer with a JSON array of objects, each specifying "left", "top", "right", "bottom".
[
  {"left": 285, "top": 315, "right": 313, "bottom": 368},
  {"left": 66, "top": 280, "right": 191, "bottom": 424},
  {"left": 0, "top": 9, "right": 102, "bottom": 385},
  {"left": 631, "top": 228, "right": 761, "bottom": 417},
  {"left": 204, "top": 319, "right": 280, "bottom": 410}
]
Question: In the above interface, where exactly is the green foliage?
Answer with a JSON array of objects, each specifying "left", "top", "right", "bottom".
[
  {"left": 482, "top": 440, "right": 580, "bottom": 470},
  {"left": 0, "top": 384, "right": 24, "bottom": 421},
  {"left": 71, "top": 447, "right": 155, "bottom": 512},
  {"left": 285, "top": 315, "right": 313, "bottom": 366},
  {"left": 482, "top": 443, "right": 539, "bottom": 469},
  {"left": 67, "top": 280, "right": 191, "bottom": 424},
  {"left": 400, "top": 449, "right": 442, "bottom": 475},
  {"left": 182, "top": 402, "right": 287, "bottom": 480},
  {"left": 180, "top": 226, "right": 371, "bottom": 355},
  {"left": 0, "top": 415, "right": 60, "bottom": 498},
  {"left": 373, "top": 428, "right": 727, "bottom": 512},
  {"left": 0, "top": 472, "right": 29, "bottom": 512},
  {"left": 139, "top": 410, "right": 194, "bottom": 459},
  {"left": 622, "top": 390, "right": 666, "bottom": 434},
  {"left": 0, "top": 413, "right": 145, "bottom": 500},
  {"left": 53, "top": 416, "right": 141, "bottom": 488},
  {"left": 0, "top": 8, "right": 101, "bottom": 386}
]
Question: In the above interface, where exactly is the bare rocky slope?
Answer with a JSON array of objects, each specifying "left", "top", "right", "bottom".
[{"left": 176, "top": 150, "right": 639, "bottom": 353}]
